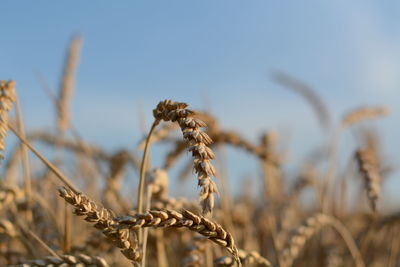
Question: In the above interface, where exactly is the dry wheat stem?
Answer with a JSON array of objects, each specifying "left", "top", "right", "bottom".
[
  {"left": 115, "top": 209, "right": 240, "bottom": 263},
  {"left": 137, "top": 121, "right": 158, "bottom": 217},
  {"left": 138, "top": 122, "right": 178, "bottom": 150},
  {"left": 58, "top": 186, "right": 141, "bottom": 265}
]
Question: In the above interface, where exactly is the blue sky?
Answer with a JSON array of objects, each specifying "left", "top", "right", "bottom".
[{"left": 1, "top": 1, "right": 399, "bottom": 208}]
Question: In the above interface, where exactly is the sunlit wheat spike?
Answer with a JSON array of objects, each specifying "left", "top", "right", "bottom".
[
  {"left": 9, "top": 254, "right": 109, "bottom": 267},
  {"left": 115, "top": 209, "right": 240, "bottom": 263},
  {"left": 58, "top": 186, "right": 141, "bottom": 265},
  {"left": 0, "top": 80, "right": 16, "bottom": 160},
  {"left": 153, "top": 100, "right": 217, "bottom": 214}
]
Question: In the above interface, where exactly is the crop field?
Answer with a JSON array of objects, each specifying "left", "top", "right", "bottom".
[{"left": 0, "top": 32, "right": 398, "bottom": 267}]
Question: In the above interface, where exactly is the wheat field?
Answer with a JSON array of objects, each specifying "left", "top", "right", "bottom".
[{"left": 0, "top": 36, "right": 398, "bottom": 267}]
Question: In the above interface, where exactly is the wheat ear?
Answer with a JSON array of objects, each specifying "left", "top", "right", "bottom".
[
  {"left": 341, "top": 106, "right": 389, "bottom": 127},
  {"left": 355, "top": 148, "right": 381, "bottom": 212},
  {"left": 0, "top": 80, "right": 17, "bottom": 160},
  {"left": 280, "top": 213, "right": 364, "bottom": 267},
  {"left": 58, "top": 186, "right": 141, "bottom": 265},
  {"left": 8, "top": 254, "right": 109, "bottom": 267},
  {"left": 57, "top": 35, "right": 82, "bottom": 132},
  {"left": 144, "top": 100, "right": 217, "bottom": 214},
  {"left": 115, "top": 209, "right": 240, "bottom": 263}
]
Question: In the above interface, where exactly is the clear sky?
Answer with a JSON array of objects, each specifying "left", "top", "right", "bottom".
[{"left": 1, "top": 1, "right": 399, "bottom": 208}]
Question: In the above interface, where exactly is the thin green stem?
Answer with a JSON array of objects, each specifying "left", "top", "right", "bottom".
[{"left": 137, "top": 120, "right": 158, "bottom": 243}]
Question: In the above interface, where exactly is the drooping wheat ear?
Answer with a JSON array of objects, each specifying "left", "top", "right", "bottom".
[
  {"left": 182, "top": 236, "right": 207, "bottom": 267},
  {"left": 341, "top": 106, "right": 389, "bottom": 127},
  {"left": 10, "top": 254, "right": 109, "bottom": 267},
  {"left": 0, "top": 80, "right": 17, "bottom": 159},
  {"left": 58, "top": 186, "right": 141, "bottom": 265},
  {"left": 355, "top": 148, "right": 381, "bottom": 212},
  {"left": 280, "top": 213, "right": 364, "bottom": 267},
  {"left": 152, "top": 100, "right": 217, "bottom": 214},
  {"left": 272, "top": 70, "right": 331, "bottom": 131},
  {"left": 57, "top": 35, "right": 83, "bottom": 132},
  {"left": 214, "top": 249, "right": 272, "bottom": 267},
  {"left": 115, "top": 209, "right": 240, "bottom": 263}
]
